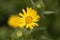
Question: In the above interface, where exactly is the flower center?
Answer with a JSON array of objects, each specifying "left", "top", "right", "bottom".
[{"left": 25, "top": 16, "right": 32, "bottom": 24}]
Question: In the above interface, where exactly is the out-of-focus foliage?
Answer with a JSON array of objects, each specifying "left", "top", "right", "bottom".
[{"left": 0, "top": 0, "right": 60, "bottom": 40}]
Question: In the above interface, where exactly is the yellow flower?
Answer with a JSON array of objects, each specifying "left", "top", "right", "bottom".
[
  {"left": 7, "top": 15, "right": 25, "bottom": 28},
  {"left": 18, "top": 7, "right": 40, "bottom": 30}
]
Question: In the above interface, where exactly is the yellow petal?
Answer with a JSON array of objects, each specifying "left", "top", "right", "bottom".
[
  {"left": 27, "top": 7, "right": 29, "bottom": 12},
  {"left": 22, "top": 9, "right": 26, "bottom": 15},
  {"left": 32, "top": 23, "right": 39, "bottom": 27},
  {"left": 33, "top": 20, "right": 39, "bottom": 22},
  {"left": 27, "top": 7, "right": 32, "bottom": 14},
  {"left": 33, "top": 15, "right": 40, "bottom": 20},
  {"left": 34, "top": 23, "right": 39, "bottom": 26},
  {"left": 29, "top": 26, "right": 33, "bottom": 30},
  {"left": 19, "top": 12, "right": 24, "bottom": 17},
  {"left": 31, "top": 10, "right": 37, "bottom": 18},
  {"left": 26, "top": 24, "right": 29, "bottom": 28},
  {"left": 19, "top": 23, "right": 26, "bottom": 28}
]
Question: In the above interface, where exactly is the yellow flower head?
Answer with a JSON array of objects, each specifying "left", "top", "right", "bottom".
[
  {"left": 8, "top": 15, "right": 20, "bottom": 28},
  {"left": 18, "top": 7, "right": 40, "bottom": 30},
  {"left": 7, "top": 15, "right": 25, "bottom": 28},
  {"left": 7, "top": 7, "right": 40, "bottom": 30}
]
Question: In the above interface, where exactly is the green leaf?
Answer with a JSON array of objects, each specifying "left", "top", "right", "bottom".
[{"left": 42, "top": 11, "right": 55, "bottom": 15}]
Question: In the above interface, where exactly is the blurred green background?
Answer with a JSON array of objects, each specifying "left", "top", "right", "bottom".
[{"left": 0, "top": 0, "right": 60, "bottom": 40}]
